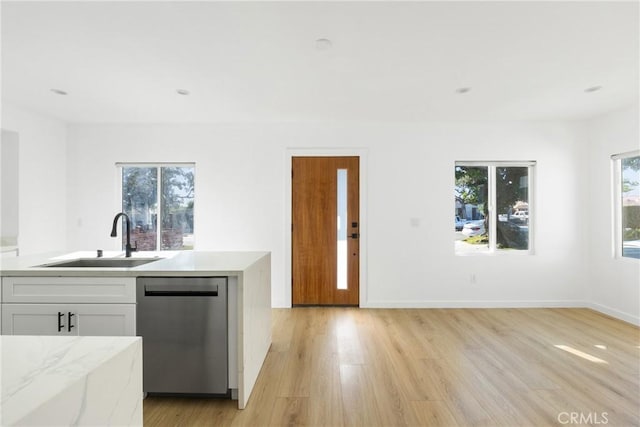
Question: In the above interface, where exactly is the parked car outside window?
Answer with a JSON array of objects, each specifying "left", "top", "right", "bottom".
[
  {"left": 511, "top": 210, "right": 528, "bottom": 220},
  {"left": 461, "top": 220, "right": 485, "bottom": 237}
]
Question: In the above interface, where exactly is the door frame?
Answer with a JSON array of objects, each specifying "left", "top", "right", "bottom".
[{"left": 284, "top": 148, "right": 368, "bottom": 308}]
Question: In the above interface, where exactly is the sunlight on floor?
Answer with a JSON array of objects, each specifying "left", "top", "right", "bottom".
[
  {"left": 554, "top": 345, "right": 609, "bottom": 364},
  {"left": 336, "top": 314, "right": 356, "bottom": 338}
]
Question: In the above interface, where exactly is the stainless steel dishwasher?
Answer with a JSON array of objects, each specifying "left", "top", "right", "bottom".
[{"left": 136, "top": 277, "right": 228, "bottom": 395}]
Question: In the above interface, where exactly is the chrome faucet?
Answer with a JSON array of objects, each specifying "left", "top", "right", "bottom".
[{"left": 110, "top": 212, "right": 137, "bottom": 257}]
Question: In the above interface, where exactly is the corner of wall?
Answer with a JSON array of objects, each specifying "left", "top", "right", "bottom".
[{"left": 583, "top": 103, "right": 640, "bottom": 325}]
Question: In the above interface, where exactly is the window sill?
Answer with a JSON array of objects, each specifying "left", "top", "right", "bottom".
[{"left": 455, "top": 250, "right": 534, "bottom": 257}]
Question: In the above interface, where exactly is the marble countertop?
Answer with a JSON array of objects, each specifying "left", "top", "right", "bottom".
[
  {"left": 0, "top": 250, "right": 270, "bottom": 277},
  {"left": 0, "top": 335, "right": 142, "bottom": 426}
]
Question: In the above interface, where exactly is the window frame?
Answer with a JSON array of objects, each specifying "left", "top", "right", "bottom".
[
  {"left": 611, "top": 150, "right": 640, "bottom": 260},
  {"left": 116, "top": 162, "right": 195, "bottom": 252},
  {"left": 455, "top": 160, "right": 536, "bottom": 256}
]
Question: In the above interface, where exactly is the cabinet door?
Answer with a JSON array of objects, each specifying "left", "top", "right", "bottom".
[
  {"left": 1, "top": 304, "right": 136, "bottom": 336},
  {"left": 75, "top": 304, "right": 136, "bottom": 336},
  {"left": 2, "top": 304, "right": 76, "bottom": 335}
]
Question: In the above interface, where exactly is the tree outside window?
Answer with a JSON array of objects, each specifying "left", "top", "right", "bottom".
[
  {"left": 455, "top": 162, "right": 533, "bottom": 254},
  {"left": 455, "top": 166, "right": 489, "bottom": 251},
  {"left": 121, "top": 164, "right": 194, "bottom": 251}
]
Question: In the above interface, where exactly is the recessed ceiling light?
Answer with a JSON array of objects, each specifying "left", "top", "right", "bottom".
[
  {"left": 176, "top": 89, "right": 190, "bottom": 96},
  {"left": 50, "top": 88, "right": 68, "bottom": 95},
  {"left": 455, "top": 87, "right": 471, "bottom": 94},
  {"left": 315, "top": 38, "right": 332, "bottom": 51},
  {"left": 584, "top": 86, "right": 602, "bottom": 93}
]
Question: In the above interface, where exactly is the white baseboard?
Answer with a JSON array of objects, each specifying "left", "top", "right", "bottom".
[
  {"left": 587, "top": 302, "right": 640, "bottom": 326},
  {"left": 362, "top": 300, "right": 587, "bottom": 309}
]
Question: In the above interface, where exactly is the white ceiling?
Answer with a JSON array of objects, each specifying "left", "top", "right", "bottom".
[{"left": 1, "top": 1, "right": 638, "bottom": 124}]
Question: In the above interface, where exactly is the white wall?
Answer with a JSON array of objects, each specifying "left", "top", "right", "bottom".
[
  {"left": 67, "top": 121, "right": 588, "bottom": 308},
  {"left": 1, "top": 104, "right": 67, "bottom": 255},
  {"left": 585, "top": 104, "right": 640, "bottom": 325}
]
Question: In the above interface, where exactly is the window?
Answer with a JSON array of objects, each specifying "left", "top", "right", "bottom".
[
  {"left": 455, "top": 161, "right": 534, "bottom": 254},
  {"left": 612, "top": 151, "right": 640, "bottom": 259},
  {"left": 118, "top": 163, "right": 195, "bottom": 251}
]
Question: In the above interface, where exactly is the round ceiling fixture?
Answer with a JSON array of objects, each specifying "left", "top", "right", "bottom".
[
  {"left": 455, "top": 87, "right": 471, "bottom": 94},
  {"left": 584, "top": 86, "right": 602, "bottom": 93},
  {"left": 50, "top": 88, "right": 68, "bottom": 95},
  {"left": 315, "top": 38, "right": 332, "bottom": 51},
  {"left": 176, "top": 89, "right": 190, "bottom": 96}
]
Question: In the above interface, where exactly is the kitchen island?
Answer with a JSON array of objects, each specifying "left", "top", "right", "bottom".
[
  {"left": 0, "top": 251, "right": 272, "bottom": 409},
  {"left": 1, "top": 335, "right": 142, "bottom": 426}
]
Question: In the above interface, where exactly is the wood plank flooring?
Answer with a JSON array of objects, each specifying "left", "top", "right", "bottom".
[{"left": 143, "top": 308, "right": 640, "bottom": 426}]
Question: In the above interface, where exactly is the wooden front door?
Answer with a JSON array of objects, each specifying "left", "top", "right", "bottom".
[{"left": 292, "top": 156, "right": 359, "bottom": 306}]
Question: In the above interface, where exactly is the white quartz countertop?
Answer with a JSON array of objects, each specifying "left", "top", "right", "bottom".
[
  {"left": 0, "top": 250, "right": 270, "bottom": 277},
  {"left": 0, "top": 335, "right": 142, "bottom": 426}
]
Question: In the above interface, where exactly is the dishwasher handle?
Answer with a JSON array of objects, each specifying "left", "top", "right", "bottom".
[{"left": 144, "top": 284, "right": 219, "bottom": 297}]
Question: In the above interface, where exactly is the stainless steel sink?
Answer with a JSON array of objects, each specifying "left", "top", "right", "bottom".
[{"left": 38, "top": 258, "right": 160, "bottom": 268}]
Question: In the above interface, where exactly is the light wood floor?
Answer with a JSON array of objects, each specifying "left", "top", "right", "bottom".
[{"left": 144, "top": 308, "right": 640, "bottom": 426}]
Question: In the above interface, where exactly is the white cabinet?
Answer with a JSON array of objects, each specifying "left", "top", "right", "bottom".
[
  {"left": 1, "top": 304, "right": 135, "bottom": 336},
  {"left": 1, "top": 277, "right": 136, "bottom": 337}
]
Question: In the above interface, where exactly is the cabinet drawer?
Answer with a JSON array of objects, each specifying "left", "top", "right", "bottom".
[{"left": 1, "top": 277, "right": 136, "bottom": 303}]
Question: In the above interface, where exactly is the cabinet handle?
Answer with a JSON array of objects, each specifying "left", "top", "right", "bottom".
[
  {"left": 68, "top": 312, "right": 75, "bottom": 332},
  {"left": 57, "top": 312, "right": 65, "bottom": 332}
]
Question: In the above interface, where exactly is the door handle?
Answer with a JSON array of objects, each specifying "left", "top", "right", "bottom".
[
  {"left": 68, "top": 312, "right": 75, "bottom": 332},
  {"left": 57, "top": 312, "right": 65, "bottom": 332},
  {"left": 349, "top": 233, "right": 359, "bottom": 239}
]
